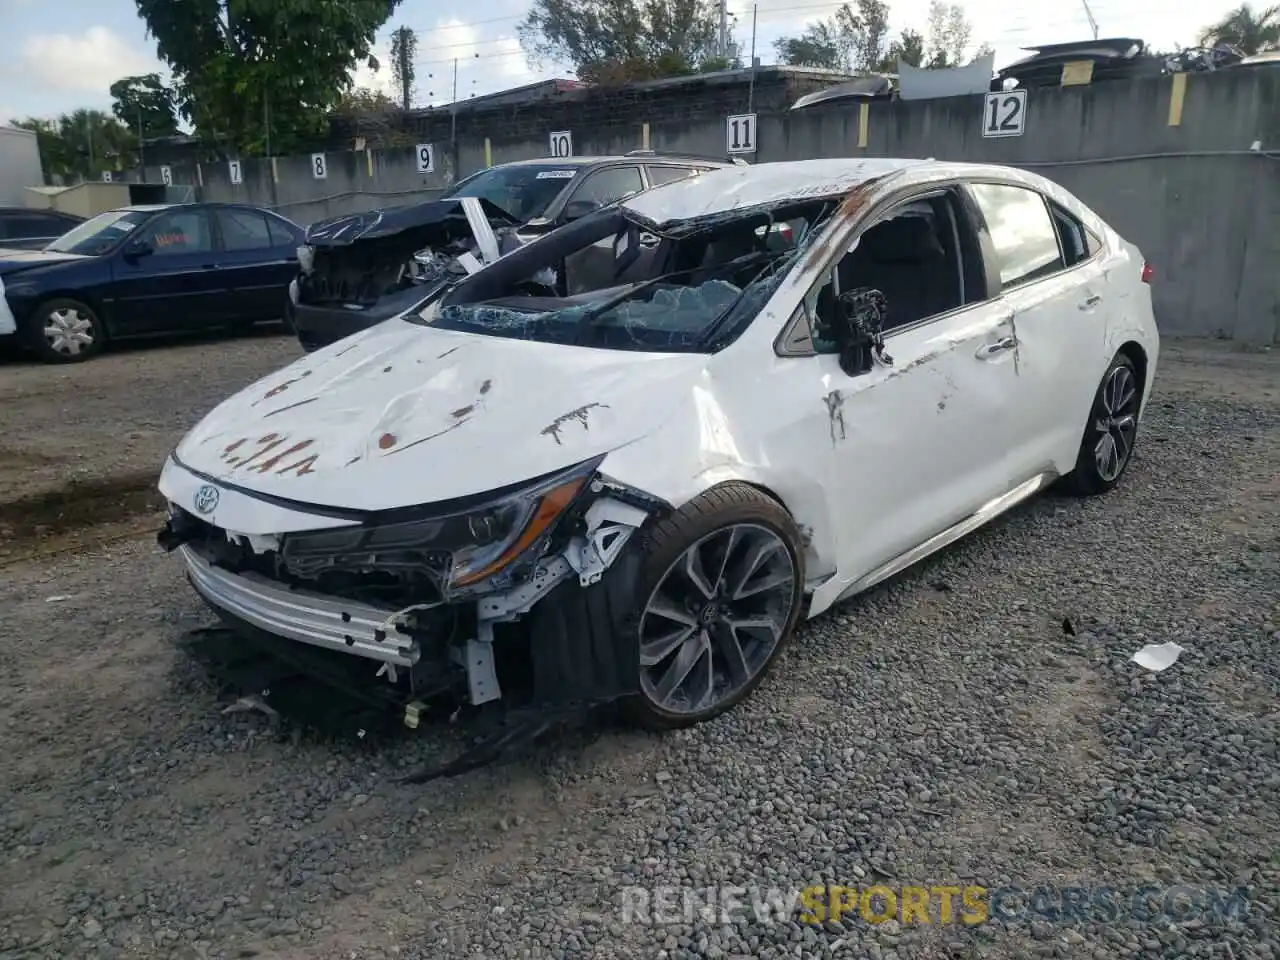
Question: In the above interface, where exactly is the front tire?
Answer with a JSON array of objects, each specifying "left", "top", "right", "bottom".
[
  {"left": 25, "top": 297, "right": 105, "bottom": 363},
  {"left": 1064, "top": 352, "right": 1142, "bottom": 495},
  {"left": 621, "top": 482, "right": 805, "bottom": 731}
]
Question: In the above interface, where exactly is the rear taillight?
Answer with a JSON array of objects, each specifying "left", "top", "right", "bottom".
[{"left": 1141, "top": 261, "right": 1154, "bottom": 284}]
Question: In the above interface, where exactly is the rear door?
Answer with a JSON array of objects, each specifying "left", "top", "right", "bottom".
[
  {"left": 214, "top": 207, "right": 298, "bottom": 320},
  {"left": 963, "top": 182, "right": 1111, "bottom": 481},
  {"left": 108, "top": 207, "right": 227, "bottom": 334}
]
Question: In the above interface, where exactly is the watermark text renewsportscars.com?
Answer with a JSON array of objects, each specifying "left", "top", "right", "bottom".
[{"left": 619, "top": 883, "right": 1252, "bottom": 927}]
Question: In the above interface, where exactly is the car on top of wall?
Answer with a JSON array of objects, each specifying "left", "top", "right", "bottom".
[
  {"left": 286, "top": 151, "right": 751, "bottom": 352},
  {"left": 0, "top": 202, "right": 305, "bottom": 363},
  {"left": 157, "top": 157, "right": 1159, "bottom": 775}
]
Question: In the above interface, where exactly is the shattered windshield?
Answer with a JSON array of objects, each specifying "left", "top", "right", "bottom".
[
  {"left": 439, "top": 164, "right": 578, "bottom": 222},
  {"left": 417, "top": 205, "right": 829, "bottom": 354}
]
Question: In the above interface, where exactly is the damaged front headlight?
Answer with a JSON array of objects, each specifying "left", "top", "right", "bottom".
[{"left": 280, "top": 456, "right": 601, "bottom": 596}]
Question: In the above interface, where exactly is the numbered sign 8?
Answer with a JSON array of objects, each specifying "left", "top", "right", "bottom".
[
  {"left": 415, "top": 143, "right": 435, "bottom": 174},
  {"left": 101, "top": 170, "right": 113, "bottom": 183},
  {"left": 982, "top": 89, "right": 1027, "bottom": 139},
  {"left": 160, "top": 165, "right": 173, "bottom": 186},
  {"left": 549, "top": 130, "right": 573, "bottom": 158},
  {"left": 228, "top": 160, "right": 243, "bottom": 184},
  {"left": 726, "top": 113, "right": 757, "bottom": 155},
  {"left": 311, "top": 152, "right": 328, "bottom": 179}
]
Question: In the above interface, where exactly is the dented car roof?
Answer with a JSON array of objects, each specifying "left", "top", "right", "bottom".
[{"left": 620, "top": 157, "right": 928, "bottom": 227}]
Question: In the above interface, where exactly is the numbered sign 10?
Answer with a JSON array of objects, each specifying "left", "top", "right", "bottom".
[
  {"left": 726, "top": 113, "right": 757, "bottom": 155},
  {"left": 159, "top": 165, "right": 173, "bottom": 186},
  {"left": 415, "top": 143, "right": 435, "bottom": 174},
  {"left": 982, "top": 89, "right": 1027, "bottom": 139},
  {"left": 311, "top": 152, "right": 328, "bottom": 180},
  {"left": 228, "top": 160, "right": 243, "bottom": 185},
  {"left": 549, "top": 130, "right": 573, "bottom": 159}
]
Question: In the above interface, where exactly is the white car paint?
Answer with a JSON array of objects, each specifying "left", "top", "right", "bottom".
[
  {"left": 0, "top": 276, "right": 15, "bottom": 335},
  {"left": 161, "top": 157, "right": 1159, "bottom": 683}
]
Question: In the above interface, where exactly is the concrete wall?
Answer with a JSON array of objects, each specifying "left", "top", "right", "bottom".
[
  {"left": 0, "top": 125, "right": 44, "bottom": 205},
  {"left": 145, "top": 67, "right": 1280, "bottom": 344}
]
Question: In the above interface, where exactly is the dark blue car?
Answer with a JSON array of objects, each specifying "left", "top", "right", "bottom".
[{"left": 0, "top": 201, "right": 305, "bottom": 363}]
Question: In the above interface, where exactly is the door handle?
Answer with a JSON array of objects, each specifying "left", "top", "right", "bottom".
[
  {"left": 975, "top": 336, "right": 1017, "bottom": 359},
  {"left": 1079, "top": 294, "right": 1102, "bottom": 310}
]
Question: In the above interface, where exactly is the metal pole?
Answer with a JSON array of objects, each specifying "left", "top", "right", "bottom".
[
  {"left": 450, "top": 57, "right": 458, "bottom": 143},
  {"left": 747, "top": 3, "right": 758, "bottom": 112},
  {"left": 138, "top": 107, "right": 145, "bottom": 181},
  {"left": 719, "top": 0, "right": 729, "bottom": 60}
]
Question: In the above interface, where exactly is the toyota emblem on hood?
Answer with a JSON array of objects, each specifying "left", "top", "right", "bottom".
[{"left": 194, "top": 484, "right": 220, "bottom": 515}]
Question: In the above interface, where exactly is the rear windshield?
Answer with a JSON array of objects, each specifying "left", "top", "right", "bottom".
[{"left": 439, "top": 165, "right": 578, "bottom": 222}]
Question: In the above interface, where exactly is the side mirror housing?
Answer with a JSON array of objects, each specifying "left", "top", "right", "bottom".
[
  {"left": 833, "top": 287, "right": 892, "bottom": 377},
  {"left": 561, "top": 199, "right": 600, "bottom": 223},
  {"left": 123, "top": 237, "right": 154, "bottom": 260}
]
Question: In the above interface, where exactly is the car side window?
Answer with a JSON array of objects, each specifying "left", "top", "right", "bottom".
[
  {"left": 139, "top": 210, "right": 214, "bottom": 256},
  {"left": 572, "top": 166, "right": 645, "bottom": 207},
  {"left": 646, "top": 165, "right": 698, "bottom": 186},
  {"left": 1047, "top": 201, "right": 1095, "bottom": 267},
  {"left": 969, "top": 183, "right": 1065, "bottom": 289},
  {"left": 217, "top": 209, "right": 273, "bottom": 251},
  {"left": 2, "top": 213, "right": 62, "bottom": 239},
  {"left": 266, "top": 216, "right": 296, "bottom": 248}
]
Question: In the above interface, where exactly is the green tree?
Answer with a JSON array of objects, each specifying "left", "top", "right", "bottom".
[
  {"left": 1198, "top": 3, "right": 1280, "bottom": 53},
  {"left": 12, "top": 118, "right": 73, "bottom": 183},
  {"left": 334, "top": 87, "right": 413, "bottom": 147},
  {"left": 517, "top": 0, "right": 726, "bottom": 85},
  {"left": 923, "top": 0, "right": 973, "bottom": 68},
  {"left": 774, "top": 0, "right": 891, "bottom": 73},
  {"left": 133, "top": 0, "right": 405, "bottom": 156},
  {"left": 109, "top": 73, "right": 180, "bottom": 139},
  {"left": 22, "top": 110, "right": 137, "bottom": 182},
  {"left": 390, "top": 25, "right": 417, "bottom": 110},
  {"left": 883, "top": 28, "right": 926, "bottom": 69}
]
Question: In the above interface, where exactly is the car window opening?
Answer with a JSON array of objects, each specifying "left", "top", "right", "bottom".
[{"left": 417, "top": 201, "right": 834, "bottom": 354}]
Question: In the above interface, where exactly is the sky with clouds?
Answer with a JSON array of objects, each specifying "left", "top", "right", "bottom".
[{"left": 0, "top": 0, "right": 1242, "bottom": 127}]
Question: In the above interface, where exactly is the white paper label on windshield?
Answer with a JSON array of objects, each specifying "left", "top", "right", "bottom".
[{"left": 535, "top": 170, "right": 577, "bottom": 179}]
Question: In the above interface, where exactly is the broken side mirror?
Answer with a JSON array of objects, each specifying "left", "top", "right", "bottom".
[{"left": 834, "top": 287, "right": 893, "bottom": 377}]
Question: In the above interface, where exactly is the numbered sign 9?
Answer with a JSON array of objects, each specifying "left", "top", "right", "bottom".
[
  {"left": 726, "top": 113, "right": 757, "bottom": 155},
  {"left": 549, "top": 130, "right": 573, "bottom": 158},
  {"left": 311, "top": 152, "right": 328, "bottom": 180},
  {"left": 982, "top": 89, "right": 1027, "bottom": 139},
  {"left": 160, "top": 165, "right": 173, "bottom": 186},
  {"left": 101, "top": 170, "right": 113, "bottom": 183},
  {"left": 415, "top": 143, "right": 435, "bottom": 174},
  {"left": 228, "top": 160, "right": 243, "bottom": 184}
]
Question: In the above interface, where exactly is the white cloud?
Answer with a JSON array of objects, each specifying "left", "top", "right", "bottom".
[{"left": 21, "top": 26, "right": 159, "bottom": 95}]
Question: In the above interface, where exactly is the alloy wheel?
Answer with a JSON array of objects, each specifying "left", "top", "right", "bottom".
[
  {"left": 42, "top": 307, "right": 97, "bottom": 357},
  {"left": 638, "top": 523, "right": 797, "bottom": 715},
  {"left": 1093, "top": 363, "right": 1139, "bottom": 482}
]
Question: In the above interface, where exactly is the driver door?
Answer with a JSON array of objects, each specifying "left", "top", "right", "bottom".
[
  {"left": 109, "top": 208, "right": 227, "bottom": 334},
  {"left": 772, "top": 190, "right": 1019, "bottom": 587}
]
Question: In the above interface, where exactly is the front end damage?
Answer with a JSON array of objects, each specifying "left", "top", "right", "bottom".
[{"left": 157, "top": 458, "right": 666, "bottom": 778}]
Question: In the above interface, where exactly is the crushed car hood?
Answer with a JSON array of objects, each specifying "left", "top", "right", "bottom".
[
  {"left": 305, "top": 196, "right": 520, "bottom": 249},
  {"left": 0, "top": 249, "right": 90, "bottom": 276},
  {"left": 173, "top": 318, "right": 708, "bottom": 513}
]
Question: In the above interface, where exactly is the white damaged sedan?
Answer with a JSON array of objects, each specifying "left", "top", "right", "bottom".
[{"left": 158, "top": 157, "right": 1159, "bottom": 740}]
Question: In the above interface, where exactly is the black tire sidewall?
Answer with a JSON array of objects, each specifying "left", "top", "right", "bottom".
[
  {"left": 621, "top": 482, "right": 806, "bottom": 730},
  {"left": 1068, "top": 352, "right": 1139, "bottom": 495},
  {"left": 24, "top": 297, "right": 105, "bottom": 364}
]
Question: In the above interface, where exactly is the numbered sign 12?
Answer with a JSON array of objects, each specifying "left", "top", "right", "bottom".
[
  {"left": 228, "top": 160, "right": 243, "bottom": 185},
  {"left": 726, "top": 114, "right": 757, "bottom": 155},
  {"left": 159, "top": 165, "right": 173, "bottom": 186},
  {"left": 982, "top": 89, "right": 1027, "bottom": 139},
  {"left": 549, "top": 131, "right": 573, "bottom": 159},
  {"left": 415, "top": 143, "right": 435, "bottom": 174},
  {"left": 311, "top": 152, "right": 328, "bottom": 179}
]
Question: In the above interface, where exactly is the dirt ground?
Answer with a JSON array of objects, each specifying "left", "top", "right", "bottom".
[{"left": 0, "top": 335, "right": 1276, "bottom": 960}]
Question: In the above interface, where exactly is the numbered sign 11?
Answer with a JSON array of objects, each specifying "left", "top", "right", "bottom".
[
  {"left": 982, "top": 89, "right": 1027, "bottom": 139},
  {"left": 549, "top": 130, "right": 573, "bottom": 159},
  {"left": 311, "top": 152, "right": 328, "bottom": 180},
  {"left": 415, "top": 143, "right": 435, "bottom": 174},
  {"left": 726, "top": 114, "right": 757, "bottom": 155},
  {"left": 160, "top": 165, "right": 173, "bottom": 186},
  {"left": 228, "top": 160, "right": 243, "bottom": 184}
]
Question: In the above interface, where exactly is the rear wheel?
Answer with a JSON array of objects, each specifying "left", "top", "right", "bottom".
[
  {"left": 621, "top": 483, "right": 805, "bottom": 730},
  {"left": 1064, "top": 352, "right": 1141, "bottom": 495},
  {"left": 25, "top": 297, "right": 105, "bottom": 363}
]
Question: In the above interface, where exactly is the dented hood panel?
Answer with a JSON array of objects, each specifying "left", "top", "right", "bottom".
[{"left": 174, "top": 319, "right": 708, "bottom": 513}]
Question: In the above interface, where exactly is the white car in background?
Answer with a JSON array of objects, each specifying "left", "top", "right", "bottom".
[{"left": 157, "top": 158, "right": 1158, "bottom": 755}]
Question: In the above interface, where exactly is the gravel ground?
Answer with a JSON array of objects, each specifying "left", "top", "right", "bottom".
[{"left": 0, "top": 339, "right": 1276, "bottom": 960}]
